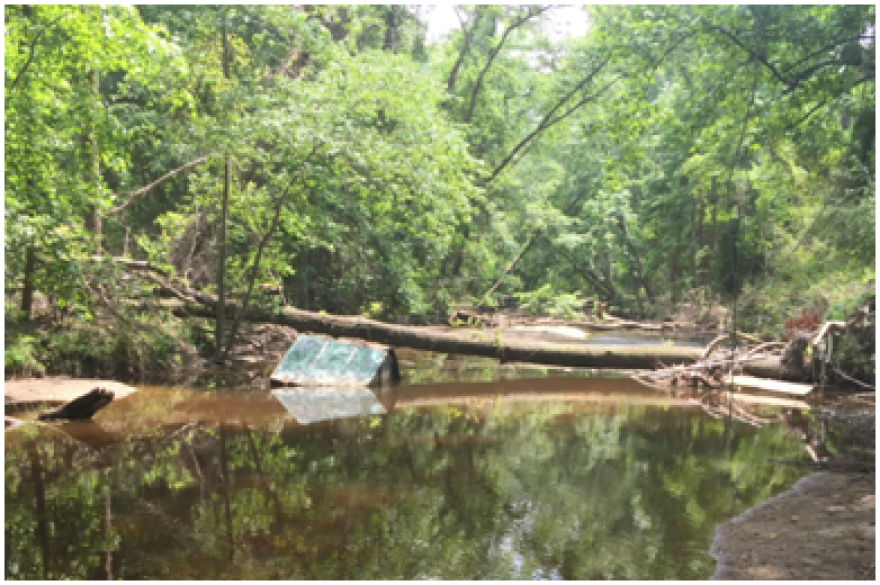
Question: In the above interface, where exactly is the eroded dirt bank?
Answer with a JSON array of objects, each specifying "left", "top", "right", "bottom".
[{"left": 711, "top": 470, "right": 875, "bottom": 580}]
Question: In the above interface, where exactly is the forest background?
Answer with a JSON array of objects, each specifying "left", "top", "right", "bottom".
[{"left": 4, "top": 4, "right": 875, "bottom": 377}]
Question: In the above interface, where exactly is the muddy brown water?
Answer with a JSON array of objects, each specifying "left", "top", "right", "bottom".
[{"left": 5, "top": 354, "right": 812, "bottom": 580}]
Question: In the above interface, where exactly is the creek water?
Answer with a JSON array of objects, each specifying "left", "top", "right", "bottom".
[
  {"left": 584, "top": 330, "right": 711, "bottom": 347},
  {"left": 5, "top": 354, "right": 810, "bottom": 580}
]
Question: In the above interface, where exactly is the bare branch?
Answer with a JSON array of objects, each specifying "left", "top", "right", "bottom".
[
  {"left": 446, "top": 6, "right": 482, "bottom": 93},
  {"left": 464, "top": 6, "right": 551, "bottom": 123},
  {"left": 482, "top": 55, "right": 612, "bottom": 185},
  {"left": 784, "top": 34, "right": 864, "bottom": 76},
  {"left": 484, "top": 30, "right": 697, "bottom": 185},
  {"left": 104, "top": 155, "right": 211, "bottom": 216}
]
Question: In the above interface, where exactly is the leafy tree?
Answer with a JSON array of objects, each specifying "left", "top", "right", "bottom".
[
  {"left": 5, "top": 5, "right": 190, "bottom": 317},
  {"left": 4, "top": 4, "right": 874, "bottom": 371}
]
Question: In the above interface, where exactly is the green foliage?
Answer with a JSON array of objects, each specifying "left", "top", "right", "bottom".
[
  {"left": 4, "top": 299, "right": 186, "bottom": 380},
  {"left": 361, "top": 301, "right": 384, "bottom": 319},
  {"left": 5, "top": 5, "right": 191, "bottom": 304},
  {"left": 4, "top": 334, "right": 45, "bottom": 378},
  {"left": 41, "top": 322, "right": 174, "bottom": 379},
  {"left": 4, "top": 4, "right": 875, "bottom": 364},
  {"left": 514, "top": 284, "right": 587, "bottom": 319},
  {"left": 5, "top": 304, "right": 47, "bottom": 377},
  {"left": 826, "top": 285, "right": 875, "bottom": 322}
]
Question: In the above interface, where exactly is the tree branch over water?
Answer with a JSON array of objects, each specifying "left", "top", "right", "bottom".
[
  {"left": 483, "top": 30, "right": 696, "bottom": 185},
  {"left": 482, "top": 55, "right": 611, "bottom": 185}
]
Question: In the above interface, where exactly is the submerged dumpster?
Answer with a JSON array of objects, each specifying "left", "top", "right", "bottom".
[{"left": 270, "top": 334, "right": 400, "bottom": 387}]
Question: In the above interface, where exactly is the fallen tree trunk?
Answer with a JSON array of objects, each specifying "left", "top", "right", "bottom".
[
  {"left": 167, "top": 301, "right": 789, "bottom": 373},
  {"left": 100, "top": 255, "right": 789, "bottom": 374}
]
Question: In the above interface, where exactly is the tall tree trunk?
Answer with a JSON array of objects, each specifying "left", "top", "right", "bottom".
[
  {"left": 215, "top": 159, "right": 230, "bottom": 362},
  {"left": 21, "top": 243, "right": 36, "bottom": 321},
  {"left": 382, "top": 6, "right": 398, "bottom": 52},
  {"left": 697, "top": 197, "right": 704, "bottom": 275},
  {"left": 83, "top": 61, "right": 101, "bottom": 253},
  {"left": 215, "top": 11, "right": 232, "bottom": 362},
  {"left": 446, "top": 7, "right": 482, "bottom": 93},
  {"left": 220, "top": 148, "right": 318, "bottom": 359},
  {"left": 86, "top": 6, "right": 102, "bottom": 252},
  {"left": 613, "top": 215, "right": 656, "bottom": 305},
  {"left": 710, "top": 177, "right": 719, "bottom": 270},
  {"left": 690, "top": 197, "right": 697, "bottom": 282},
  {"left": 18, "top": 8, "right": 37, "bottom": 321}
]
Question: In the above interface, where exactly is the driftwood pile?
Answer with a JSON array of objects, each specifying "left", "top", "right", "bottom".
[
  {"left": 634, "top": 293, "right": 875, "bottom": 392},
  {"left": 631, "top": 318, "right": 875, "bottom": 472},
  {"left": 630, "top": 332, "right": 804, "bottom": 430},
  {"left": 631, "top": 331, "right": 787, "bottom": 392}
]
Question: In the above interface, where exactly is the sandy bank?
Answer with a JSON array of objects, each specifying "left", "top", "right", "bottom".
[
  {"left": 5, "top": 377, "right": 137, "bottom": 407},
  {"left": 711, "top": 471, "right": 875, "bottom": 580}
]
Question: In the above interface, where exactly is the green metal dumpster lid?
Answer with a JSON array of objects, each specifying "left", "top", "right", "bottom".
[{"left": 270, "top": 334, "right": 399, "bottom": 387}]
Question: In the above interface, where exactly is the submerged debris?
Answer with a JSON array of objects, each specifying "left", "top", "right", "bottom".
[
  {"left": 37, "top": 387, "right": 114, "bottom": 421},
  {"left": 631, "top": 331, "right": 788, "bottom": 394},
  {"left": 632, "top": 327, "right": 875, "bottom": 472}
]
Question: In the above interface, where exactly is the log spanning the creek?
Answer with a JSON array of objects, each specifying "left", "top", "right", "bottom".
[
  {"left": 107, "top": 256, "right": 791, "bottom": 375},
  {"left": 175, "top": 301, "right": 709, "bottom": 370}
]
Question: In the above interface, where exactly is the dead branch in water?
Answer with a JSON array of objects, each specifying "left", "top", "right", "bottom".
[{"left": 702, "top": 331, "right": 764, "bottom": 358}]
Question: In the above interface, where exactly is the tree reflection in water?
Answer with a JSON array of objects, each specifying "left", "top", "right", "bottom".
[{"left": 5, "top": 380, "right": 807, "bottom": 580}]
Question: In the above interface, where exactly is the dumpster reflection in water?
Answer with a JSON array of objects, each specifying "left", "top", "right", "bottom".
[{"left": 271, "top": 387, "right": 385, "bottom": 424}]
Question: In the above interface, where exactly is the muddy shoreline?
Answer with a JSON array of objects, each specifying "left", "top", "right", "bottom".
[{"left": 711, "top": 470, "right": 875, "bottom": 580}]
